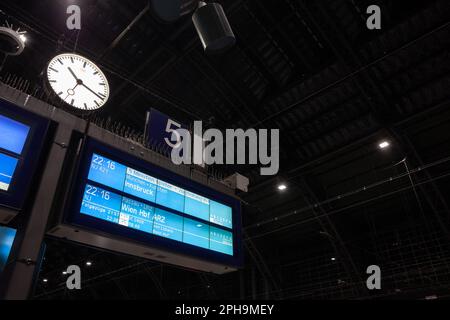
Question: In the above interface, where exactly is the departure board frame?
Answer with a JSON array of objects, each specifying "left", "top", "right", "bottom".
[
  {"left": 0, "top": 98, "right": 50, "bottom": 211},
  {"left": 65, "top": 138, "right": 243, "bottom": 269}
]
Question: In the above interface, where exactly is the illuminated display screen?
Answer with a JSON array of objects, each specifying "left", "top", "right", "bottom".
[
  {"left": 79, "top": 152, "right": 237, "bottom": 255},
  {"left": 0, "top": 114, "right": 30, "bottom": 155},
  {"left": 0, "top": 100, "right": 50, "bottom": 211},
  {"left": 0, "top": 153, "right": 19, "bottom": 191},
  {"left": 69, "top": 138, "right": 243, "bottom": 268},
  {"left": 0, "top": 226, "right": 16, "bottom": 273},
  {"left": 87, "top": 153, "right": 233, "bottom": 228},
  {"left": 0, "top": 114, "right": 31, "bottom": 192}
]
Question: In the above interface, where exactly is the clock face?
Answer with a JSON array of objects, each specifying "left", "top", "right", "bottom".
[{"left": 46, "top": 53, "right": 110, "bottom": 111}]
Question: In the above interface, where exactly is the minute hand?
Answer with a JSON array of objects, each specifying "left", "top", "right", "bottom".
[{"left": 82, "top": 83, "right": 104, "bottom": 100}]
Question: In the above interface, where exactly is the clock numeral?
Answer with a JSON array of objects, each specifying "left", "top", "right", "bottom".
[
  {"left": 94, "top": 101, "right": 100, "bottom": 107},
  {"left": 70, "top": 57, "right": 74, "bottom": 63},
  {"left": 49, "top": 80, "right": 56, "bottom": 83},
  {"left": 70, "top": 99, "right": 75, "bottom": 106},
  {"left": 98, "top": 93, "right": 106, "bottom": 99},
  {"left": 83, "top": 62, "right": 87, "bottom": 68},
  {"left": 49, "top": 67, "right": 58, "bottom": 73},
  {"left": 84, "top": 103, "right": 88, "bottom": 110},
  {"left": 57, "top": 92, "right": 63, "bottom": 96},
  {"left": 93, "top": 71, "right": 99, "bottom": 75},
  {"left": 58, "top": 59, "right": 63, "bottom": 65}
]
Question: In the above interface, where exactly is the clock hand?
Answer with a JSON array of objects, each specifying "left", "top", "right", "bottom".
[
  {"left": 68, "top": 67, "right": 79, "bottom": 81},
  {"left": 81, "top": 83, "right": 104, "bottom": 100},
  {"left": 64, "top": 84, "right": 79, "bottom": 101}
]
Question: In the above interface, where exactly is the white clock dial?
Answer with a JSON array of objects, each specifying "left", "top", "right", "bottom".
[{"left": 46, "top": 53, "right": 110, "bottom": 111}]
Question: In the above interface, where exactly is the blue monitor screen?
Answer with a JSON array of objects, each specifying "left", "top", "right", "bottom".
[
  {"left": 0, "top": 153, "right": 19, "bottom": 192},
  {"left": 85, "top": 153, "right": 233, "bottom": 228},
  {"left": 0, "top": 114, "right": 30, "bottom": 155},
  {"left": 77, "top": 152, "right": 238, "bottom": 256},
  {"left": 0, "top": 226, "right": 16, "bottom": 273}
]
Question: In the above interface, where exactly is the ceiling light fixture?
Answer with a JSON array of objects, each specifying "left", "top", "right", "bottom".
[
  {"left": 86, "top": 261, "right": 92, "bottom": 266},
  {"left": 277, "top": 184, "right": 287, "bottom": 191},
  {"left": 378, "top": 141, "right": 390, "bottom": 149}
]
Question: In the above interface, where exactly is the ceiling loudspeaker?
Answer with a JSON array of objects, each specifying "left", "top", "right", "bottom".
[
  {"left": 192, "top": 2, "right": 236, "bottom": 54},
  {"left": 150, "top": 0, "right": 198, "bottom": 22}
]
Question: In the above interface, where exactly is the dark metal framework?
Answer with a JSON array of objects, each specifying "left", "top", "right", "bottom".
[{"left": 0, "top": 0, "right": 449, "bottom": 299}]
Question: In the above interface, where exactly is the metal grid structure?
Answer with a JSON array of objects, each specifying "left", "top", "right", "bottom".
[{"left": 0, "top": 0, "right": 449, "bottom": 299}]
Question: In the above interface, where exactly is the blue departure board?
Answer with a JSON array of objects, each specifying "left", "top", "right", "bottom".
[
  {"left": 75, "top": 149, "right": 240, "bottom": 258},
  {"left": 0, "top": 153, "right": 19, "bottom": 192},
  {"left": 0, "top": 226, "right": 16, "bottom": 273},
  {"left": 0, "top": 114, "right": 30, "bottom": 155}
]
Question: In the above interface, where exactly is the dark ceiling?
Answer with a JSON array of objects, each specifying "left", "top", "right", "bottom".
[{"left": 1, "top": 0, "right": 450, "bottom": 299}]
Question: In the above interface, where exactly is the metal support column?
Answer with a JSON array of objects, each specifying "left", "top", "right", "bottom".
[{"left": 0, "top": 125, "right": 72, "bottom": 299}]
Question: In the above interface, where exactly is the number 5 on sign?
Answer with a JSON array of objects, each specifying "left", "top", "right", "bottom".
[{"left": 164, "top": 119, "right": 182, "bottom": 148}]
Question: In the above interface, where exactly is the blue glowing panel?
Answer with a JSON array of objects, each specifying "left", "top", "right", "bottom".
[
  {"left": 0, "top": 153, "right": 19, "bottom": 191},
  {"left": 152, "top": 208, "right": 183, "bottom": 241},
  {"left": 119, "top": 197, "right": 155, "bottom": 233},
  {"left": 183, "top": 218, "right": 210, "bottom": 249},
  {"left": 155, "top": 180, "right": 185, "bottom": 213},
  {"left": 209, "top": 200, "right": 232, "bottom": 229},
  {"left": 81, "top": 184, "right": 122, "bottom": 223},
  {"left": 0, "top": 226, "right": 16, "bottom": 272},
  {"left": 184, "top": 191, "right": 210, "bottom": 222},
  {"left": 123, "top": 168, "right": 157, "bottom": 203},
  {"left": 88, "top": 154, "right": 127, "bottom": 191},
  {"left": 0, "top": 115, "right": 30, "bottom": 155},
  {"left": 210, "top": 226, "right": 233, "bottom": 255}
]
